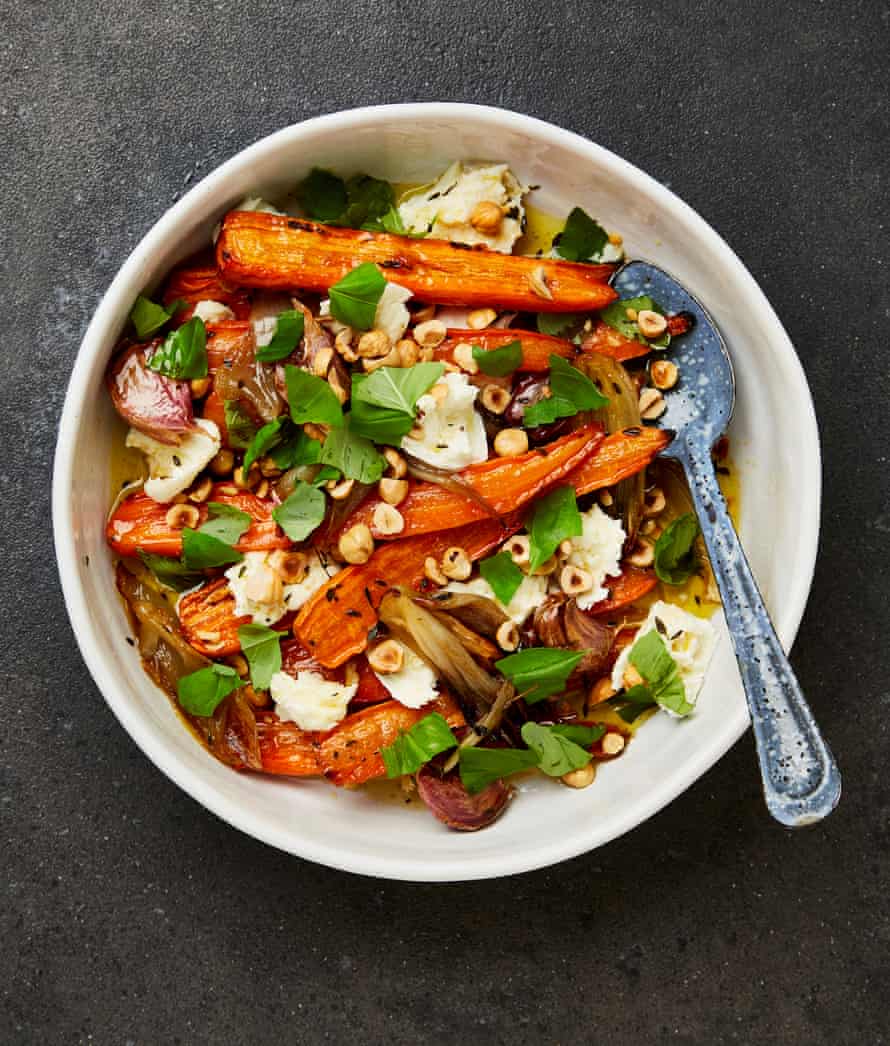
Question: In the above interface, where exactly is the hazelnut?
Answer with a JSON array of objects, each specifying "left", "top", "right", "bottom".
[
  {"left": 495, "top": 620, "right": 520, "bottom": 652},
  {"left": 383, "top": 447, "right": 407, "bottom": 478},
  {"left": 244, "top": 560, "right": 283, "bottom": 605},
  {"left": 209, "top": 449, "right": 235, "bottom": 476},
  {"left": 589, "top": 677, "right": 616, "bottom": 706},
  {"left": 423, "top": 556, "right": 448, "bottom": 586},
  {"left": 625, "top": 307, "right": 639, "bottom": 322},
  {"left": 527, "top": 265, "right": 553, "bottom": 301},
  {"left": 627, "top": 538, "right": 655, "bottom": 568},
  {"left": 466, "top": 308, "right": 497, "bottom": 330},
  {"left": 643, "top": 487, "right": 667, "bottom": 517},
  {"left": 338, "top": 524, "right": 374, "bottom": 565},
  {"left": 601, "top": 732, "right": 626, "bottom": 756},
  {"left": 373, "top": 502, "right": 405, "bottom": 536},
  {"left": 356, "top": 330, "right": 392, "bottom": 359},
  {"left": 650, "top": 359, "right": 678, "bottom": 390},
  {"left": 189, "top": 377, "right": 212, "bottom": 399},
  {"left": 493, "top": 428, "right": 529, "bottom": 457},
  {"left": 413, "top": 319, "right": 447, "bottom": 348},
  {"left": 187, "top": 476, "right": 213, "bottom": 504},
  {"left": 378, "top": 478, "right": 409, "bottom": 506},
  {"left": 532, "top": 555, "right": 558, "bottom": 576},
  {"left": 469, "top": 200, "right": 504, "bottom": 235},
  {"left": 440, "top": 546, "right": 471, "bottom": 581},
  {"left": 326, "top": 477, "right": 355, "bottom": 500},
  {"left": 639, "top": 387, "right": 666, "bottom": 421},
  {"left": 165, "top": 503, "right": 200, "bottom": 529},
  {"left": 367, "top": 639, "right": 405, "bottom": 675},
  {"left": 452, "top": 342, "right": 479, "bottom": 374},
  {"left": 561, "top": 763, "right": 595, "bottom": 789},
  {"left": 637, "top": 309, "right": 668, "bottom": 339},
  {"left": 559, "top": 565, "right": 594, "bottom": 596},
  {"left": 503, "top": 535, "right": 530, "bottom": 567},
  {"left": 363, "top": 346, "right": 401, "bottom": 372},
  {"left": 480, "top": 384, "right": 511, "bottom": 414},
  {"left": 396, "top": 338, "right": 420, "bottom": 367},
  {"left": 268, "top": 549, "right": 309, "bottom": 584}
]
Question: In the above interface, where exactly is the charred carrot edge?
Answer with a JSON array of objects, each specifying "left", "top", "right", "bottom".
[
  {"left": 586, "top": 565, "right": 658, "bottom": 615},
  {"left": 162, "top": 253, "right": 252, "bottom": 319},
  {"left": 295, "top": 515, "right": 523, "bottom": 669},
  {"left": 581, "top": 320, "right": 650, "bottom": 362},
  {"left": 570, "top": 427, "right": 672, "bottom": 496},
  {"left": 178, "top": 578, "right": 252, "bottom": 657},
  {"left": 215, "top": 212, "right": 618, "bottom": 313},
  {"left": 345, "top": 426, "right": 603, "bottom": 541},
  {"left": 435, "top": 328, "right": 576, "bottom": 372},
  {"left": 106, "top": 483, "right": 289, "bottom": 558}
]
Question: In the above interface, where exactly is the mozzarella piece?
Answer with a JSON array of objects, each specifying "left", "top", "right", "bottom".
[
  {"left": 444, "top": 573, "right": 549, "bottom": 626},
  {"left": 374, "top": 281, "right": 412, "bottom": 343},
  {"left": 226, "top": 551, "right": 339, "bottom": 627},
  {"left": 563, "top": 505, "right": 626, "bottom": 609},
  {"left": 398, "top": 162, "right": 527, "bottom": 253},
  {"left": 270, "top": 670, "right": 356, "bottom": 732},
  {"left": 281, "top": 555, "right": 341, "bottom": 615},
  {"left": 235, "top": 196, "right": 282, "bottom": 215},
  {"left": 253, "top": 315, "right": 278, "bottom": 348},
  {"left": 192, "top": 300, "right": 234, "bottom": 324},
  {"left": 611, "top": 600, "right": 717, "bottom": 711},
  {"left": 126, "top": 418, "right": 220, "bottom": 504},
  {"left": 373, "top": 645, "right": 438, "bottom": 710},
  {"left": 400, "top": 372, "right": 488, "bottom": 470}
]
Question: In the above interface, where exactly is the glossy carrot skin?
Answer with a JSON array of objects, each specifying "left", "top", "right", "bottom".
[
  {"left": 107, "top": 483, "right": 289, "bottom": 557},
  {"left": 345, "top": 426, "right": 603, "bottom": 541},
  {"left": 295, "top": 515, "right": 523, "bottom": 669},
  {"left": 162, "top": 252, "right": 251, "bottom": 319},
  {"left": 580, "top": 320, "right": 650, "bottom": 362},
  {"left": 435, "top": 328, "right": 575, "bottom": 372},
  {"left": 204, "top": 320, "right": 253, "bottom": 373},
  {"left": 216, "top": 212, "right": 618, "bottom": 312},
  {"left": 586, "top": 566, "right": 659, "bottom": 615},
  {"left": 178, "top": 578, "right": 252, "bottom": 657},
  {"left": 568, "top": 427, "right": 672, "bottom": 496}
]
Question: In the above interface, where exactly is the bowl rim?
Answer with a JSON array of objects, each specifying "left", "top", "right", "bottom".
[{"left": 52, "top": 102, "right": 821, "bottom": 881}]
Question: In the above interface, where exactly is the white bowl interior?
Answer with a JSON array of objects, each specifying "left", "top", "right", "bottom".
[{"left": 54, "top": 105, "right": 820, "bottom": 880}]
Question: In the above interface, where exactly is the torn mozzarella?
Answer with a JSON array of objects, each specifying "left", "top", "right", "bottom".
[
  {"left": 226, "top": 551, "right": 339, "bottom": 627},
  {"left": 374, "top": 282, "right": 413, "bottom": 343},
  {"left": 373, "top": 646, "right": 438, "bottom": 710},
  {"left": 563, "top": 505, "right": 626, "bottom": 609},
  {"left": 192, "top": 300, "right": 234, "bottom": 324},
  {"left": 401, "top": 372, "right": 488, "bottom": 470},
  {"left": 270, "top": 670, "right": 356, "bottom": 732},
  {"left": 126, "top": 418, "right": 220, "bottom": 503},
  {"left": 444, "top": 573, "right": 548, "bottom": 626}
]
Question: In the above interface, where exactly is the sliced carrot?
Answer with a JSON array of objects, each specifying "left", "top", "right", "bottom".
[
  {"left": 569, "top": 427, "right": 672, "bottom": 496},
  {"left": 352, "top": 656, "right": 393, "bottom": 705},
  {"left": 435, "top": 328, "right": 575, "bottom": 372},
  {"left": 201, "top": 388, "right": 230, "bottom": 445},
  {"left": 580, "top": 320, "right": 650, "bottom": 362},
  {"left": 345, "top": 425, "right": 603, "bottom": 541},
  {"left": 215, "top": 212, "right": 618, "bottom": 313},
  {"left": 256, "top": 717, "right": 323, "bottom": 777},
  {"left": 107, "top": 483, "right": 289, "bottom": 558},
  {"left": 586, "top": 565, "right": 658, "bottom": 615},
  {"left": 204, "top": 320, "right": 253, "bottom": 374},
  {"left": 162, "top": 251, "right": 251, "bottom": 319},
  {"left": 295, "top": 515, "right": 523, "bottom": 669},
  {"left": 178, "top": 578, "right": 251, "bottom": 657}
]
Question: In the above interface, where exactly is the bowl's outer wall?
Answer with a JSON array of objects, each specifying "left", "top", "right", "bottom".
[{"left": 53, "top": 104, "right": 820, "bottom": 881}]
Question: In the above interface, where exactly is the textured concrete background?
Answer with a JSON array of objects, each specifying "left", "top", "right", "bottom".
[{"left": 2, "top": 1, "right": 888, "bottom": 1043}]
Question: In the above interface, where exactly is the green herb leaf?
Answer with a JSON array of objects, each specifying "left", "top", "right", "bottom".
[
  {"left": 297, "top": 168, "right": 348, "bottom": 221},
  {"left": 237, "top": 624, "right": 283, "bottom": 690},
  {"left": 223, "top": 400, "right": 258, "bottom": 449},
  {"left": 528, "top": 485, "right": 582, "bottom": 572},
  {"left": 272, "top": 482, "right": 327, "bottom": 542},
  {"left": 269, "top": 428, "right": 322, "bottom": 470},
  {"left": 342, "top": 174, "right": 396, "bottom": 228},
  {"left": 255, "top": 310, "right": 305, "bottom": 363},
  {"left": 311, "top": 465, "right": 341, "bottom": 486},
  {"left": 199, "top": 502, "right": 251, "bottom": 544},
  {"left": 523, "top": 354, "right": 608, "bottom": 427},
  {"left": 318, "top": 416, "right": 386, "bottom": 483},
  {"left": 130, "top": 295, "right": 185, "bottom": 339},
  {"left": 137, "top": 551, "right": 204, "bottom": 593},
  {"left": 380, "top": 712, "right": 458, "bottom": 778},
  {"left": 181, "top": 528, "right": 243, "bottom": 570},
  {"left": 549, "top": 723, "right": 607, "bottom": 746},
  {"left": 495, "top": 646, "right": 584, "bottom": 705},
  {"left": 654, "top": 513, "right": 700, "bottom": 585},
  {"left": 285, "top": 365, "right": 344, "bottom": 428},
  {"left": 536, "top": 312, "right": 582, "bottom": 338},
  {"left": 520, "top": 721, "right": 594, "bottom": 776},
  {"left": 350, "top": 363, "right": 444, "bottom": 443},
  {"left": 614, "top": 683, "right": 658, "bottom": 722},
  {"left": 629, "top": 629, "right": 693, "bottom": 717},
  {"left": 243, "top": 417, "right": 287, "bottom": 475},
  {"left": 458, "top": 745, "right": 539, "bottom": 795},
  {"left": 478, "top": 551, "right": 524, "bottom": 607},
  {"left": 600, "top": 295, "right": 670, "bottom": 348},
  {"left": 177, "top": 662, "right": 240, "bottom": 717},
  {"left": 472, "top": 339, "right": 522, "bottom": 377},
  {"left": 554, "top": 207, "right": 609, "bottom": 262},
  {"left": 146, "top": 317, "right": 208, "bottom": 380},
  {"left": 328, "top": 262, "right": 386, "bottom": 330}
]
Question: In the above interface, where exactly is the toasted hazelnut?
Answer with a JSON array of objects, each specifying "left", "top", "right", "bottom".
[
  {"left": 452, "top": 342, "right": 479, "bottom": 374},
  {"left": 561, "top": 763, "right": 595, "bottom": 789},
  {"left": 326, "top": 477, "right": 355, "bottom": 500},
  {"left": 493, "top": 428, "right": 529, "bottom": 457},
  {"left": 560, "top": 565, "right": 594, "bottom": 596},
  {"left": 639, "top": 387, "right": 666, "bottom": 420},
  {"left": 190, "top": 377, "right": 212, "bottom": 399},
  {"left": 396, "top": 338, "right": 420, "bottom": 367},
  {"left": 258, "top": 455, "right": 283, "bottom": 479},
  {"left": 558, "top": 538, "right": 574, "bottom": 557},
  {"left": 417, "top": 346, "right": 435, "bottom": 362},
  {"left": 637, "top": 309, "right": 668, "bottom": 339},
  {"left": 373, "top": 502, "right": 405, "bottom": 536},
  {"left": 338, "top": 523, "right": 374, "bottom": 565},
  {"left": 650, "top": 359, "right": 678, "bottom": 390},
  {"left": 467, "top": 308, "right": 497, "bottom": 330},
  {"left": 383, "top": 447, "right": 407, "bottom": 478},
  {"left": 469, "top": 200, "right": 504, "bottom": 235},
  {"left": 627, "top": 538, "right": 655, "bottom": 568},
  {"left": 379, "top": 477, "right": 409, "bottom": 506},
  {"left": 589, "top": 677, "right": 616, "bottom": 706},
  {"left": 533, "top": 555, "right": 558, "bottom": 576},
  {"left": 256, "top": 478, "right": 270, "bottom": 498},
  {"left": 209, "top": 449, "right": 235, "bottom": 476},
  {"left": 480, "top": 384, "right": 511, "bottom": 414},
  {"left": 188, "top": 476, "right": 213, "bottom": 504},
  {"left": 440, "top": 546, "right": 471, "bottom": 580},
  {"left": 302, "top": 422, "right": 328, "bottom": 443},
  {"left": 368, "top": 638, "right": 405, "bottom": 675},
  {"left": 311, "top": 346, "right": 334, "bottom": 377},
  {"left": 643, "top": 487, "right": 667, "bottom": 517},
  {"left": 423, "top": 556, "right": 447, "bottom": 586},
  {"left": 623, "top": 664, "right": 645, "bottom": 690},
  {"left": 245, "top": 560, "right": 283, "bottom": 605},
  {"left": 363, "top": 346, "right": 401, "bottom": 372},
  {"left": 496, "top": 620, "right": 520, "bottom": 652},
  {"left": 504, "top": 535, "right": 530, "bottom": 567},
  {"left": 165, "top": 503, "right": 200, "bottom": 529},
  {"left": 226, "top": 653, "right": 249, "bottom": 678},
  {"left": 601, "top": 732, "right": 626, "bottom": 756},
  {"left": 233, "top": 463, "right": 260, "bottom": 491},
  {"left": 413, "top": 319, "right": 447, "bottom": 348},
  {"left": 598, "top": 490, "right": 614, "bottom": 508},
  {"left": 334, "top": 327, "right": 358, "bottom": 362},
  {"left": 528, "top": 265, "right": 553, "bottom": 301},
  {"left": 356, "top": 330, "right": 392, "bottom": 359},
  {"left": 268, "top": 549, "right": 309, "bottom": 584}
]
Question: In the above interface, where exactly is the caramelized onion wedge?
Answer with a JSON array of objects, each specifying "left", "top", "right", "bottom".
[
  {"left": 416, "top": 765, "right": 511, "bottom": 831},
  {"left": 107, "top": 344, "right": 194, "bottom": 444},
  {"left": 533, "top": 595, "right": 613, "bottom": 675},
  {"left": 415, "top": 591, "right": 509, "bottom": 639}
]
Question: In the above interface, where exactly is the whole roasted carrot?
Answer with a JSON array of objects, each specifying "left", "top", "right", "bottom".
[
  {"left": 435, "top": 328, "right": 576, "bottom": 372},
  {"left": 345, "top": 425, "right": 603, "bottom": 541},
  {"left": 580, "top": 320, "right": 650, "bottom": 362},
  {"left": 216, "top": 212, "right": 618, "bottom": 313}
]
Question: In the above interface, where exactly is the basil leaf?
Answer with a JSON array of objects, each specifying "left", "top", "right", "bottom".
[
  {"left": 495, "top": 647, "right": 584, "bottom": 705},
  {"left": 549, "top": 723, "right": 607, "bottom": 746},
  {"left": 223, "top": 400, "right": 258, "bottom": 450},
  {"left": 243, "top": 417, "right": 287, "bottom": 475},
  {"left": 350, "top": 363, "right": 444, "bottom": 443},
  {"left": 255, "top": 309, "right": 305, "bottom": 363},
  {"left": 200, "top": 501, "right": 251, "bottom": 544},
  {"left": 616, "top": 684, "right": 659, "bottom": 723},
  {"left": 130, "top": 295, "right": 185, "bottom": 339},
  {"left": 285, "top": 365, "right": 344, "bottom": 428},
  {"left": 458, "top": 746, "right": 539, "bottom": 795},
  {"left": 146, "top": 317, "right": 208, "bottom": 380},
  {"left": 472, "top": 339, "right": 522, "bottom": 377},
  {"left": 654, "top": 513, "right": 700, "bottom": 585},
  {"left": 318, "top": 417, "right": 386, "bottom": 483},
  {"left": 600, "top": 295, "right": 670, "bottom": 348},
  {"left": 177, "top": 663, "right": 240, "bottom": 717},
  {"left": 522, "top": 354, "right": 607, "bottom": 427},
  {"left": 137, "top": 551, "right": 204, "bottom": 593},
  {"left": 272, "top": 482, "right": 327, "bottom": 542},
  {"left": 297, "top": 167, "right": 348, "bottom": 221},
  {"left": 328, "top": 262, "right": 386, "bottom": 330},
  {"left": 520, "top": 722, "right": 593, "bottom": 777},
  {"left": 237, "top": 624, "right": 282, "bottom": 690},
  {"left": 629, "top": 629, "right": 693, "bottom": 717},
  {"left": 312, "top": 465, "right": 341, "bottom": 486},
  {"left": 181, "top": 528, "right": 243, "bottom": 569},
  {"left": 342, "top": 174, "right": 395, "bottom": 228},
  {"left": 554, "top": 207, "right": 609, "bottom": 263},
  {"left": 381, "top": 712, "right": 458, "bottom": 778},
  {"left": 536, "top": 313, "right": 582, "bottom": 337},
  {"left": 478, "top": 551, "right": 523, "bottom": 607},
  {"left": 269, "top": 428, "right": 321, "bottom": 470},
  {"left": 528, "top": 485, "right": 582, "bottom": 572}
]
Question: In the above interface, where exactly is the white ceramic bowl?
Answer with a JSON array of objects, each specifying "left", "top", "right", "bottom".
[{"left": 53, "top": 104, "right": 820, "bottom": 881}]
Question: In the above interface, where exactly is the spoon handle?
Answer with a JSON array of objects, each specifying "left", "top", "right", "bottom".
[{"left": 677, "top": 436, "right": 841, "bottom": 826}]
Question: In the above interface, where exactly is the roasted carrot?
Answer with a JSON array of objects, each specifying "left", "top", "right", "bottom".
[
  {"left": 162, "top": 252, "right": 251, "bottom": 319},
  {"left": 569, "top": 426, "right": 672, "bottom": 496},
  {"left": 256, "top": 716, "right": 323, "bottom": 777},
  {"left": 178, "top": 578, "right": 252, "bottom": 657},
  {"left": 580, "top": 320, "right": 650, "bottom": 362},
  {"left": 586, "top": 565, "right": 659, "bottom": 615},
  {"left": 215, "top": 212, "right": 618, "bottom": 313},
  {"left": 435, "top": 328, "right": 575, "bottom": 372},
  {"left": 345, "top": 426, "right": 603, "bottom": 541},
  {"left": 200, "top": 388, "right": 230, "bottom": 446},
  {"left": 295, "top": 515, "right": 523, "bottom": 668},
  {"left": 204, "top": 320, "right": 253, "bottom": 374},
  {"left": 107, "top": 483, "right": 289, "bottom": 558}
]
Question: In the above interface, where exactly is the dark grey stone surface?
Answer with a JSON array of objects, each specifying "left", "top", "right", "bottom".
[{"left": 2, "top": 1, "right": 888, "bottom": 1043}]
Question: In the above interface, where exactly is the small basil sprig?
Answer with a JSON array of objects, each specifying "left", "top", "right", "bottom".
[
  {"left": 472, "top": 340, "right": 522, "bottom": 377},
  {"left": 350, "top": 363, "right": 444, "bottom": 444},
  {"left": 328, "top": 263, "right": 386, "bottom": 330},
  {"left": 536, "top": 313, "right": 582, "bottom": 338},
  {"left": 625, "top": 628, "right": 693, "bottom": 717},
  {"left": 381, "top": 713, "right": 458, "bottom": 778},
  {"left": 255, "top": 310, "right": 305, "bottom": 363},
  {"left": 138, "top": 551, "right": 204, "bottom": 593},
  {"left": 600, "top": 295, "right": 670, "bottom": 348},
  {"left": 522, "top": 354, "right": 608, "bottom": 427},
  {"left": 223, "top": 401, "right": 258, "bottom": 450},
  {"left": 130, "top": 295, "right": 187, "bottom": 339},
  {"left": 478, "top": 551, "right": 524, "bottom": 607},
  {"left": 318, "top": 417, "right": 386, "bottom": 483},
  {"left": 653, "top": 514, "right": 700, "bottom": 585},
  {"left": 181, "top": 502, "right": 250, "bottom": 569},
  {"left": 237, "top": 624, "right": 283, "bottom": 690},
  {"left": 495, "top": 646, "right": 584, "bottom": 705},
  {"left": 458, "top": 746, "right": 538, "bottom": 794},
  {"left": 553, "top": 207, "right": 609, "bottom": 263},
  {"left": 272, "top": 482, "right": 327, "bottom": 542},
  {"left": 177, "top": 663, "right": 241, "bottom": 717},
  {"left": 285, "top": 365, "right": 344, "bottom": 428},
  {"left": 146, "top": 317, "right": 208, "bottom": 380},
  {"left": 527, "top": 485, "right": 582, "bottom": 573}
]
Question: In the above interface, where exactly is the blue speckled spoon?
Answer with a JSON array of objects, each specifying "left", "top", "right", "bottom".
[{"left": 612, "top": 261, "right": 841, "bottom": 827}]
